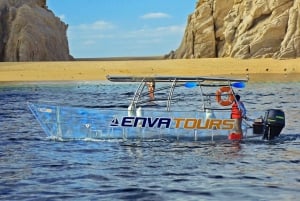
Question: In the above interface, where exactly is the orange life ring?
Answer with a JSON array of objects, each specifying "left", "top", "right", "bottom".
[{"left": 216, "top": 86, "right": 234, "bottom": 106}]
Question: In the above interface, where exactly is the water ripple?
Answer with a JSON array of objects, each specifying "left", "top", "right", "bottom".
[{"left": 1, "top": 82, "right": 300, "bottom": 200}]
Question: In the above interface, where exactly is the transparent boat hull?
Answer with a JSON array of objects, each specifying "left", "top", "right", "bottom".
[{"left": 28, "top": 102, "right": 259, "bottom": 141}]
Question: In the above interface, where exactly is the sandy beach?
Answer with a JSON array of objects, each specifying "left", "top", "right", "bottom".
[{"left": 0, "top": 58, "right": 300, "bottom": 83}]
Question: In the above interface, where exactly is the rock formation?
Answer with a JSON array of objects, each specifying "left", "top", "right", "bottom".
[
  {"left": 168, "top": 0, "right": 300, "bottom": 59},
  {"left": 0, "top": 0, "right": 72, "bottom": 61}
]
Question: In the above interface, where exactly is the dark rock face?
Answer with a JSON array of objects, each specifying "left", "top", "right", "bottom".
[
  {"left": 168, "top": 0, "right": 300, "bottom": 59},
  {"left": 0, "top": 0, "right": 72, "bottom": 61}
]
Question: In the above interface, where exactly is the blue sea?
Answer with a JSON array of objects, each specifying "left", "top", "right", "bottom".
[{"left": 1, "top": 81, "right": 300, "bottom": 200}]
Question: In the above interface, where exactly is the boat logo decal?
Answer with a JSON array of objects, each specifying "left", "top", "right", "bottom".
[
  {"left": 110, "top": 116, "right": 235, "bottom": 130},
  {"left": 110, "top": 117, "right": 119, "bottom": 127}
]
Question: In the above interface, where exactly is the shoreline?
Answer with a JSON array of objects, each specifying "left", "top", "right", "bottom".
[{"left": 1, "top": 58, "right": 300, "bottom": 83}]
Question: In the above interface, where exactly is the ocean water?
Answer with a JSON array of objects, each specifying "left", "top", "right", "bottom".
[{"left": 0, "top": 81, "right": 300, "bottom": 200}]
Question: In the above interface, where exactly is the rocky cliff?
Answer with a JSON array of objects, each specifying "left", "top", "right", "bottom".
[
  {"left": 0, "top": 0, "right": 71, "bottom": 61},
  {"left": 169, "top": 0, "right": 300, "bottom": 59}
]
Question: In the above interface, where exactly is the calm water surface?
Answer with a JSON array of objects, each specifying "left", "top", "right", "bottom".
[{"left": 0, "top": 81, "right": 300, "bottom": 200}]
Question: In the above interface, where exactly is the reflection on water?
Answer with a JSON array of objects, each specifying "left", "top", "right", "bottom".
[{"left": 0, "top": 81, "right": 300, "bottom": 200}]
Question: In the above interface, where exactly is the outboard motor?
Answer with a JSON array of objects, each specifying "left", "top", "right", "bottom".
[{"left": 262, "top": 109, "right": 285, "bottom": 140}]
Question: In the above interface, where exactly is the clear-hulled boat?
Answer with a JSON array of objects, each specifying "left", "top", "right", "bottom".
[{"left": 28, "top": 75, "right": 285, "bottom": 141}]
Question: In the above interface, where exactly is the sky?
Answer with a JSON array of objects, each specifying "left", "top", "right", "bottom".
[{"left": 47, "top": 0, "right": 196, "bottom": 58}]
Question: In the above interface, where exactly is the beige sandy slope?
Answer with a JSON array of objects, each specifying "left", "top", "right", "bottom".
[{"left": 0, "top": 58, "right": 299, "bottom": 83}]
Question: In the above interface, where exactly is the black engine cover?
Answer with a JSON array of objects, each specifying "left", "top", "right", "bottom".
[{"left": 263, "top": 109, "right": 285, "bottom": 140}]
